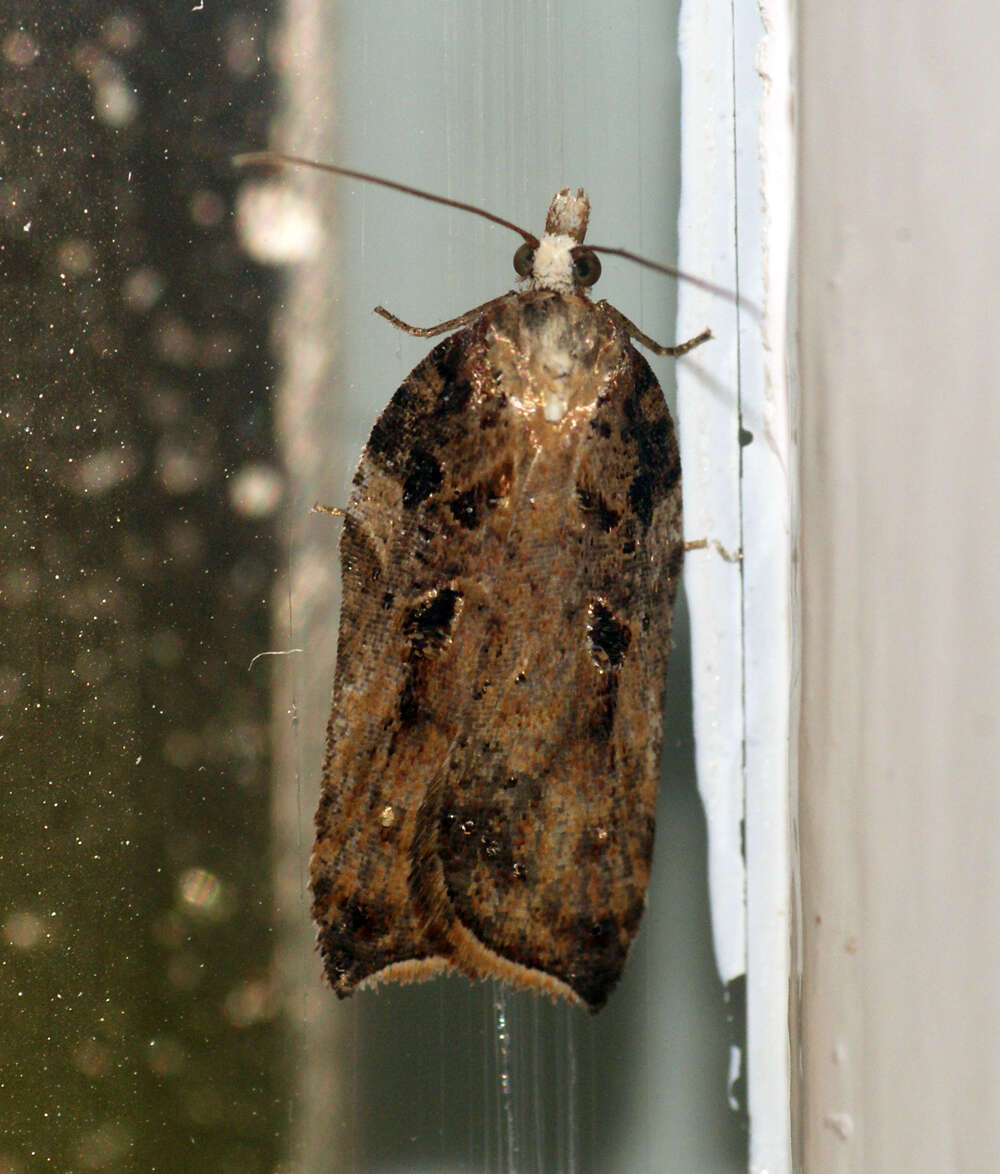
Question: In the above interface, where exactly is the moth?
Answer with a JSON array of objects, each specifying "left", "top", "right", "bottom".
[{"left": 238, "top": 156, "right": 713, "bottom": 1011}]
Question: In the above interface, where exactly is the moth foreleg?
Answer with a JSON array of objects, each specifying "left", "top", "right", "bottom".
[
  {"left": 374, "top": 293, "right": 510, "bottom": 338},
  {"left": 600, "top": 301, "right": 712, "bottom": 357}
]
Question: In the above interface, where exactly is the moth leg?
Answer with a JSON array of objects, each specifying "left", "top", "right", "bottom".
[
  {"left": 312, "top": 502, "right": 346, "bottom": 518},
  {"left": 374, "top": 293, "right": 511, "bottom": 337},
  {"left": 684, "top": 537, "right": 742, "bottom": 563},
  {"left": 600, "top": 302, "right": 712, "bottom": 357}
]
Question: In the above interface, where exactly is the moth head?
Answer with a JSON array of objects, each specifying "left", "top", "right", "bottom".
[{"left": 513, "top": 188, "right": 602, "bottom": 296}]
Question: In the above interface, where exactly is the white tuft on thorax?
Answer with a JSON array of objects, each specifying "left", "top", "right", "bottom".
[{"left": 527, "top": 233, "right": 577, "bottom": 295}]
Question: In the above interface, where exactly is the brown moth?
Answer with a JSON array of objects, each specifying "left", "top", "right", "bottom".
[{"left": 303, "top": 175, "right": 711, "bottom": 1011}]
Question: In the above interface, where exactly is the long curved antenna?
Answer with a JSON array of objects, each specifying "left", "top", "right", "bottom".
[
  {"left": 234, "top": 151, "right": 753, "bottom": 310},
  {"left": 582, "top": 245, "right": 760, "bottom": 316},
  {"left": 233, "top": 151, "right": 539, "bottom": 246}
]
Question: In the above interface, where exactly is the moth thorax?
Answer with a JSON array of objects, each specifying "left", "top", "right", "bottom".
[{"left": 529, "top": 233, "right": 579, "bottom": 295}]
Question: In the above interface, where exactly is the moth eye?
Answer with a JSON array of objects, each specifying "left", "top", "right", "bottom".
[
  {"left": 572, "top": 249, "right": 602, "bottom": 287},
  {"left": 513, "top": 242, "right": 535, "bottom": 277}
]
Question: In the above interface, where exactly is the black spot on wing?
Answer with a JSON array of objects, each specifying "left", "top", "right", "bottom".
[
  {"left": 403, "top": 587, "right": 462, "bottom": 654},
  {"left": 394, "top": 587, "right": 464, "bottom": 729},
  {"left": 446, "top": 461, "right": 513, "bottom": 530},
  {"left": 402, "top": 449, "right": 443, "bottom": 507},
  {"left": 628, "top": 470, "right": 655, "bottom": 528},
  {"left": 365, "top": 385, "right": 413, "bottom": 467},
  {"left": 448, "top": 487, "right": 482, "bottom": 529},
  {"left": 619, "top": 351, "right": 681, "bottom": 529},
  {"left": 588, "top": 601, "right": 632, "bottom": 668},
  {"left": 576, "top": 484, "right": 621, "bottom": 531},
  {"left": 431, "top": 338, "right": 474, "bottom": 418}
]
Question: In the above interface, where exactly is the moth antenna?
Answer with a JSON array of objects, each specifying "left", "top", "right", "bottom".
[
  {"left": 233, "top": 151, "right": 540, "bottom": 247},
  {"left": 582, "top": 244, "right": 760, "bottom": 317},
  {"left": 234, "top": 152, "right": 752, "bottom": 311}
]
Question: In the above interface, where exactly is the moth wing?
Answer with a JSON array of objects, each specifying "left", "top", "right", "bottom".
[
  {"left": 311, "top": 295, "right": 683, "bottom": 1011},
  {"left": 311, "top": 316, "right": 514, "bottom": 994},
  {"left": 414, "top": 333, "right": 683, "bottom": 1010}
]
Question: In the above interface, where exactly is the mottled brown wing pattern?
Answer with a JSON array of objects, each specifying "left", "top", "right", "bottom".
[{"left": 311, "top": 289, "right": 683, "bottom": 1010}]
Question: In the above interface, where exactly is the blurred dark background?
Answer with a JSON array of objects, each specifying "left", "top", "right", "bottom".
[{"left": 1, "top": 6, "right": 284, "bottom": 1170}]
